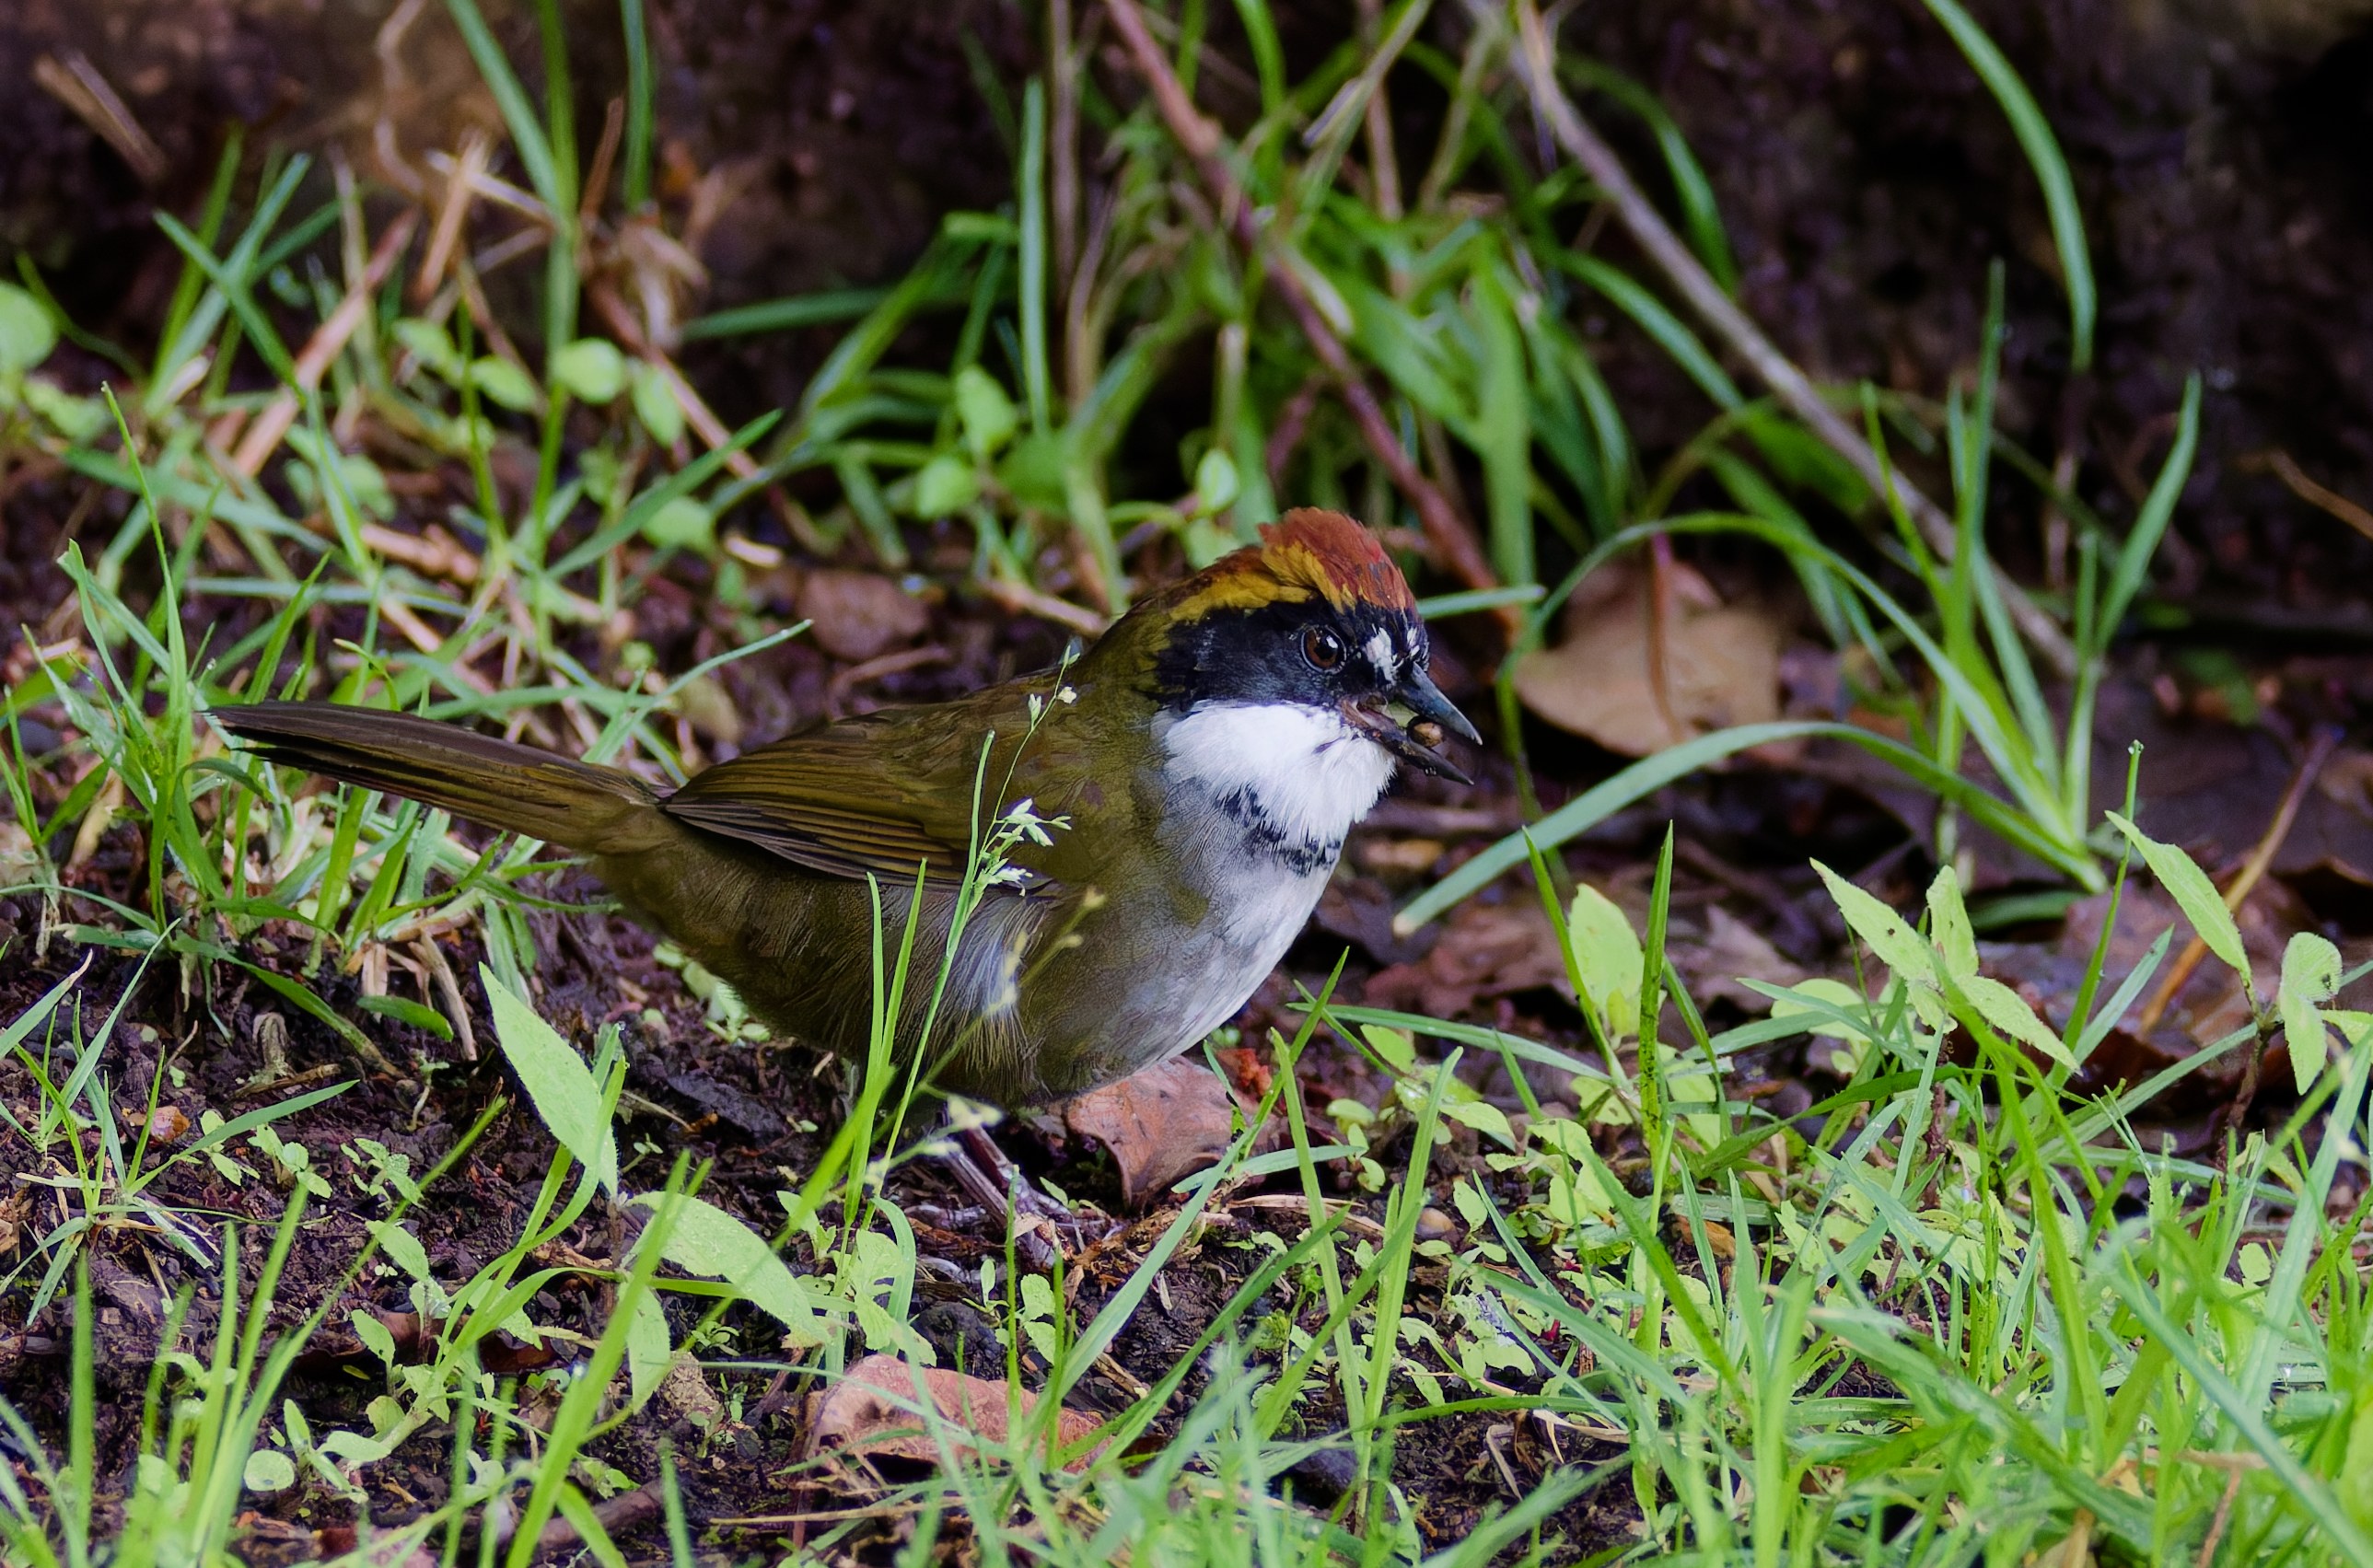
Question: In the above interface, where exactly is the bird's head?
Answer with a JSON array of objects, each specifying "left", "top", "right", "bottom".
[{"left": 1134, "top": 508, "right": 1480, "bottom": 785}]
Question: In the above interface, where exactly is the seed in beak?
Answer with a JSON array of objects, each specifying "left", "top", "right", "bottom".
[{"left": 1409, "top": 718, "right": 1445, "bottom": 749}]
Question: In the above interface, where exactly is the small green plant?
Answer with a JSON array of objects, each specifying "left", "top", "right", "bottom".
[{"left": 0, "top": 956, "right": 350, "bottom": 1321}]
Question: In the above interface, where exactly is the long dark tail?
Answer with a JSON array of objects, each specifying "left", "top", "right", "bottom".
[{"left": 217, "top": 702, "right": 669, "bottom": 854}]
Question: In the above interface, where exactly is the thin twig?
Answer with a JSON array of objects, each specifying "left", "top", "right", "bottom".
[
  {"left": 34, "top": 52, "right": 168, "bottom": 186},
  {"left": 983, "top": 575, "right": 1109, "bottom": 637},
  {"left": 581, "top": 98, "right": 627, "bottom": 226},
  {"left": 370, "top": 0, "right": 433, "bottom": 198},
  {"left": 413, "top": 935, "right": 477, "bottom": 1061},
  {"left": 587, "top": 281, "right": 762, "bottom": 482},
  {"left": 525, "top": 1483, "right": 661, "bottom": 1555},
  {"left": 2262, "top": 449, "right": 2373, "bottom": 545},
  {"left": 1354, "top": 0, "right": 1404, "bottom": 219},
  {"left": 1050, "top": 0, "right": 1083, "bottom": 283},
  {"left": 1064, "top": 184, "right": 1114, "bottom": 413},
  {"left": 2053, "top": 1509, "right": 2093, "bottom": 1568},
  {"left": 1099, "top": 0, "right": 1504, "bottom": 610},
  {"left": 230, "top": 210, "right": 421, "bottom": 479},
  {"left": 414, "top": 130, "right": 491, "bottom": 305},
  {"left": 1507, "top": 0, "right": 2078, "bottom": 678},
  {"left": 2195, "top": 1465, "right": 2243, "bottom": 1568}
]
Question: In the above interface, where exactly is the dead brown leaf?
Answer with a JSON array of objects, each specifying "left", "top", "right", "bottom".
[
  {"left": 1678, "top": 905, "right": 1808, "bottom": 1013},
  {"left": 1064, "top": 1056, "right": 1264, "bottom": 1208},
  {"left": 808, "top": 1353, "right": 1106, "bottom": 1470},
  {"left": 1513, "top": 557, "right": 1785, "bottom": 755},
  {"left": 797, "top": 569, "right": 929, "bottom": 663},
  {"left": 1363, "top": 899, "right": 1571, "bottom": 1020}
]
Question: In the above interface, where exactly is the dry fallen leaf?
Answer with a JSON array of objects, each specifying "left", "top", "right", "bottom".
[
  {"left": 1677, "top": 906, "right": 1808, "bottom": 1013},
  {"left": 808, "top": 1353, "right": 1106, "bottom": 1469},
  {"left": 1364, "top": 899, "right": 1572, "bottom": 1020},
  {"left": 0, "top": 1190, "right": 31, "bottom": 1258},
  {"left": 1513, "top": 557, "right": 1784, "bottom": 755},
  {"left": 1064, "top": 1056, "right": 1262, "bottom": 1208},
  {"left": 796, "top": 569, "right": 929, "bottom": 662}
]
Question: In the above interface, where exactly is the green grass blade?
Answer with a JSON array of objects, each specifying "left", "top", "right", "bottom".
[
  {"left": 1558, "top": 252, "right": 1741, "bottom": 410},
  {"left": 1229, "top": 0, "right": 1286, "bottom": 117},
  {"left": 1018, "top": 79, "right": 1053, "bottom": 432},
  {"left": 1919, "top": 0, "right": 2095, "bottom": 370},
  {"left": 1471, "top": 263, "right": 1535, "bottom": 587},
  {"left": 618, "top": 0, "right": 654, "bottom": 209},
  {"left": 442, "top": 0, "right": 559, "bottom": 210},
  {"left": 679, "top": 285, "right": 898, "bottom": 341},
  {"left": 1565, "top": 59, "right": 1739, "bottom": 295}
]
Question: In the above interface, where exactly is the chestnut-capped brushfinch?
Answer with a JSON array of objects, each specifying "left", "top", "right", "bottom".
[{"left": 220, "top": 509, "right": 1476, "bottom": 1106}]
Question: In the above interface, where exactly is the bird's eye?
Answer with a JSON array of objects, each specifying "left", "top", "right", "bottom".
[{"left": 1301, "top": 627, "right": 1345, "bottom": 671}]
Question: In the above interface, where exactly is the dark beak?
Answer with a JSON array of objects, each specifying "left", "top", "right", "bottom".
[{"left": 1345, "top": 668, "right": 1481, "bottom": 784}]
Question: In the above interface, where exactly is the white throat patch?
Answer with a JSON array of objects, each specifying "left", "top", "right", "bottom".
[{"left": 1157, "top": 701, "right": 1396, "bottom": 866}]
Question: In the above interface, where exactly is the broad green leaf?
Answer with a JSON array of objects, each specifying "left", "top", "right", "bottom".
[
  {"left": 350, "top": 1307, "right": 400, "bottom": 1370},
  {"left": 1439, "top": 1093, "right": 1516, "bottom": 1151},
  {"left": 393, "top": 317, "right": 463, "bottom": 379},
  {"left": 358, "top": 993, "right": 454, "bottom": 1040},
  {"left": 1925, "top": 865, "right": 1979, "bottom": 981},
  {"left": 1566, "top": 883, "right": 1643, "bottom": 1040},
  {"left": 2280, "top": 931, "right": 2343, "bottom": 1092},
  {"left": 468, "top": 355, "right": 539, "bottom": 412},
  {"left": 954, "top": 365, "right": 1018, "bottom": 456},
  {"left": 285, "top": 429, "right": 396, "bottom": 523},
  {"left": 1531, "top": 1118, "right": 1619, "bottom": 1222},
  {"left": 913, "top": 452, "right": 980, "bottom": 518},
  {"left": 2105, "top": 813, "right": 2249, "bottom": 982},
  {"left": 640, "top": 495, "right": 713, "bottom": 551},
  {"left": 1959, "top": 974, "right": 2074, "bottom": 1067},
  {"left": 1193, "top": 447, "right": 1239, "bottom": 514},
  {"left": 369, "top": 1219, "right": 432, "bottom": 1283},
  {"left": 553, "top": 337, "right": 628, "bottom": 403},
  {"left": 630, "top": 362, "right": 684, "bottom": 446},
  {"left": 996, "top": 431, "right": 1068, "bottom": 513},
  {"left": 628, "top": 1192, "right": 832, "bottom": 1346},
  {"left": 242, "top": 1450, "right": 297, "bottom": 1493},
  {"left": 1813, "top": 862, "right": 1934, "bottom": 986},
  {"left": 0, "top": 282, "right": 57, "bottom": 374},
  {"left": 21, "top": 378, "right": 106, "bottom": 442},
  {"left": 1767, "top": 978, "right": 1872, "bottom": 1043},
  {"left": 318, "top": 1425, "right": 401, "bottom": 1467},
  {"left": 1360, "top": 1023, "right": 1415, "bottom": 1073},
  {"left": 1768, "top": 976, "right": 1874, "bottom": 1073},
  {"left": 483, "top": 966, "right": 618, "bottom": 1194},
  {"left": 624, "top": 1290, "right": 672, "bottom": 1414}
]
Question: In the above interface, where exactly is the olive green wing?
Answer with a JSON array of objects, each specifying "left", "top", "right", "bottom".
[{"left": 657, "top": 689, "right": 1053, "bottom": 889}]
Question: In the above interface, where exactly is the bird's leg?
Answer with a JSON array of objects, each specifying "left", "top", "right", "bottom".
[{"left": 933, "top": 1123, "right": 1092, "bottom": 1273}]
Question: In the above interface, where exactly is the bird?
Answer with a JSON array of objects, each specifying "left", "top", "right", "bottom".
[{"left": 216, "top": 508, "right": 1477, "bottom": 1111}]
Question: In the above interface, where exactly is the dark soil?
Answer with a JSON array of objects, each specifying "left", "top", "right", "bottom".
[
  {"left": 6, "top": 0, "right": 2373, "bottom": 1560},
  {"left": 1568, "top": 0, "right": 2373, "bottom": 620}
]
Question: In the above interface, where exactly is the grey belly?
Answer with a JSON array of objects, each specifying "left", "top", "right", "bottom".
[{"left": 1029, "top": 857, "right": 1332, "bottom": 1098}]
